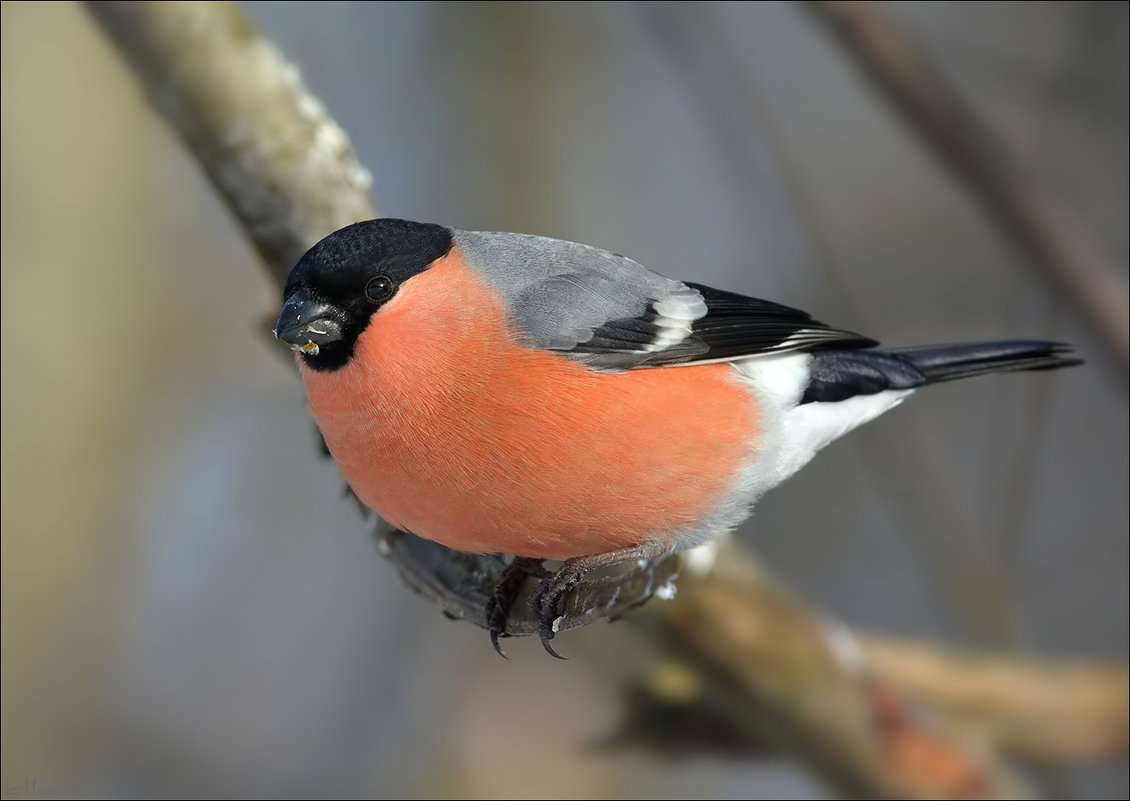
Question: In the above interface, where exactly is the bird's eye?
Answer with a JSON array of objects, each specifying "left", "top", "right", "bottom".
[{"left": 365, "top": 275, "right": 396, "bottom": 303}]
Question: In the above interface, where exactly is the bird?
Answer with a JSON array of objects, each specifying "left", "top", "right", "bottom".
[{"left": 274, "top": 217, "right": 1080, "bottom": 656}]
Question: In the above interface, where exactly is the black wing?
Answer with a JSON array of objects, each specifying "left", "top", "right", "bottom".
[
  {"left": 675, "top": 282, "right": 876, "bottom": 362},
  {"left": 564, "top": 281, "right": 876, "bottom": 369}
]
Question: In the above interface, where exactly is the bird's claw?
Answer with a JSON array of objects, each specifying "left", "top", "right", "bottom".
[
  {"left": 485, "top": 596, "right": 509, "bottom": 659},
  {"left": 528, "top": 571, "right": 583, "bottom": 659}
]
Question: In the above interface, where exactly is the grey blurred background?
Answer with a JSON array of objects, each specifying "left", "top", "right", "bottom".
[{"left": 2, "top": 2, "right": 1126, "bottom": 798}]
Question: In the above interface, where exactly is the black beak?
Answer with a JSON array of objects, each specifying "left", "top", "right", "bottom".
[{"left": 274, "top": 291, "right": 344, "bottom": 355}]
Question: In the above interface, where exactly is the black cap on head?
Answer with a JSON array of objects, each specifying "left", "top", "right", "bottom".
[{"left": 276, "top": 218, "right": 454, "bottom": 371}]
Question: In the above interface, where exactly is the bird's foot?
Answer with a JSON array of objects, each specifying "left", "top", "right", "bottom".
[{"left": 527, "top": 540, "right": 670, "bottom": 659}]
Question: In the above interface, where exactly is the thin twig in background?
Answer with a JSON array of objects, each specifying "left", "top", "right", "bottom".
[
  {"left": 811, "top": 0, "right": 1130, "bottom": 382},
  {"left": 85, "top": 2, "right": 1127, "bottom": 798}
]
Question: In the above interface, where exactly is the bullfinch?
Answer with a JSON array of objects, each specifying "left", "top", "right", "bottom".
[{"left": 274, "top": 218, "right": 1080, "bottom": 655}]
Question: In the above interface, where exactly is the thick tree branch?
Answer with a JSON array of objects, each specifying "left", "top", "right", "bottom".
[
  {"left": 85, "top": 2, "right": 1126, "bottom": 797},
  {"left": 629, "top": 544, "right": 1126, "bottom": 771}
]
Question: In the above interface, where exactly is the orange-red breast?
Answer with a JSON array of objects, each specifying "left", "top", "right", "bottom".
[{"left": 275, "top": 218, "right": 1080, "bottom": 655}]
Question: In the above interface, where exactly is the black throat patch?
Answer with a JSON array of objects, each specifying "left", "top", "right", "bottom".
[{"left": 281, "top": 219, "right": 454, "bottom": 371}]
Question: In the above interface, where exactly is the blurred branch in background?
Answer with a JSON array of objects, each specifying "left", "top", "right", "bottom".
[
  {"left": 811, "top": 0, "right": 1130, "bottom": 382},
  {"left": 84, "top": 1, "right": 1128, "bottom": 798},
  {"left": 859, "top": 633, "right": 1129, "bottom": 764}
]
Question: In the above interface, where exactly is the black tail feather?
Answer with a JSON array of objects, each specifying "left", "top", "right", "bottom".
[
  {"left": 888, "top": 340, "right": 1081, "bottom": 384},
  {"left": 801, "top": 340, "right": 1081, "bottom": 404}
]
